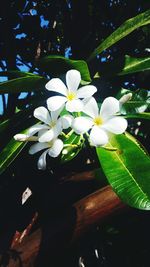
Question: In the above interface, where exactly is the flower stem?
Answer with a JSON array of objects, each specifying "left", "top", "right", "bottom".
[
  {"left": 61, "top": 129, "right": 74, "bottom": 139},
  {"left": 63, "top": 144, "right": 78, "bottom": 148}
]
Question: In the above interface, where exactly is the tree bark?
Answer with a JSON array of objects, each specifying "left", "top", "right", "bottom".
[{"left": 8, "top": 185, "right": 127, "bottom": 267}]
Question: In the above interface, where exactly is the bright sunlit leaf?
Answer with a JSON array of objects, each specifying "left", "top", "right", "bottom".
[{"left": 96, "top": 133, "right": 150, "bottom": 210}]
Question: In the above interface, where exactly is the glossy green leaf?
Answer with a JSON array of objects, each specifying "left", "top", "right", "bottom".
[
  {"left": 95, "top": 55, "right": 150, "bottom": 77},
  {"left": 88, "top": 9, "right": 150, "bottom": 61},
  {"left": 61, "top": 133, "right": 84, "bottom": 163},
  {"left": 122, "top": 100, "right": 150, "bottom": 114},
  {"left": 118, "top": 88, "right": 150, "bottom": 115},
  {"left": 125, "top": 112, "right": 150, "bottom": 120},
  {"left": 0, "top": 132, "right": 27, "bottom": 175},
  {"left": 118, "top": 55, "right": 150, "bottom": 75},
  {"left": 0, "top": 75, "right": 47, "bottom": 94},
  {"left": 38, "top": 55, "right": 91, "bottom": 82},
  {"left": 96, "top": 133, "right": 150, "bottom": 210}
]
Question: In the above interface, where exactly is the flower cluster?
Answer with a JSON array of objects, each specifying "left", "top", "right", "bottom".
[{"left": 14, "top": 69, "right": 128, "bottom": 170}]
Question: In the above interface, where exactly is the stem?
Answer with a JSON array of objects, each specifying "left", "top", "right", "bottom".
[
  {"left": 85, "top": 132, "right": 90, "bottom": 138},
  {"left": 67, "top": 129, "right": 74, "bottom": 137},
  {"left": 61, "top": 129, "right": 74, "bottom": 139},
  {"left": 63, "top": 144, "right": 78, "bottom": 148},
  {"left": 61, "top": 132, "right": 68, "bottom": 138},
  {"left": 102, "top": 146, "right": 117, "bottom": 151}
]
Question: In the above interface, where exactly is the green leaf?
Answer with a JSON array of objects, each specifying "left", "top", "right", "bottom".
[
  {"left": 38, "top": 55, "right": 91, "bottom": 82},
  {"left": 0, "top": 132, "right": 27, "bottom": 175},
  {"left": 118, "top": 88, "right": 150, "bottom": 115},
  {"left": 0, "top": 107, "right": 35, "bottom": 134},
  {"left": 0, "top": 119, "right": 9, "bottom": 134},
  {"left": 0, "top": 76, "right": 47, "bottom": 94},
  {"left": 118, "top": 55, "right": 150, "bottom": 75},
  {"left": 125, "top": 112, "right": 150, "bottom": 120},
  {"left": 95, "top": 55, "right": 150, "bottom": 77},
  {"left": 0, "top": 107, "right": 37, "bottom": 152},
  {"left": 96, "top": 133, "right": 150, "bottom": 210},
  {"left": 0, "top": 70, "right": 37, "bottom": 78},
  {"left": 88, "top": 9, "right": 150, "bottom": 61},
  {"left": 61, "top": 133, "right": 84, "bottom": 163},
  {"left": 122, "top": 100, "right": 150, "bottom": 114}
]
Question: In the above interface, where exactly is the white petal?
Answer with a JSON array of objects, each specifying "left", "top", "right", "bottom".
[
  {"left": 48, "top": 139, "right": 63, "bottom": 157},
  {"left": 66, "top": 69, "right": 81, "bottom": 92},
  {"left": 83, "top": 97, "right": 99, "bottom": 118},
  {"left": 28, "top": 124, "right": 49, "bottom": 136},
  {"left": 51, "top": 106, "right": 64, "bottom": 121},
  {"left": 37, "top": 149, "right": 49, "bottom": 170},
  {"left": 61, "top": 114, "right": 73, "bottom": 129},
  {"left": 34, "top": 106, "right": 51, "bottom": 124},
  {"left": 29, "top": 142, "right": 49, "bottom": 155},
  {"left": 38, "top": 129, "right": 56, "bottom": 142},
  {"left": 77, "top": 85, "right": 97, "bottom": 98},
  {"left": 39, "top": 121, "right": 62, "bottom": 142},
  {"left": 38, "top": 129, "right": 49, "bottom": 138},
  {"left": 100, "top": 97, "right": 120, "bottom": 120},
  {"left": 47, "top": 96, "right": 66, "bottom": 111},
  {"left": 103, "top": 116, "right": 128, "bottom": 134},
  {"left": 90, "top": 126, "right": 108, "bottom": 147},
  {"left": 72, "top": 116, "right": 93, "bottom": 134},
  {"left": 45, "top": 78, "right": 67, "bottom": 96},
  {"left": 66, "top": 99, "right": 84, "bottom": 112}
]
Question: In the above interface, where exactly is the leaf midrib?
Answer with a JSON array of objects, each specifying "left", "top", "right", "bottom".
[
  {"left": 123, "top": 57, "right": 150, "bottom": 72},
  {"left": 108, "top": 141, "right": 149, "bottom": 201}
]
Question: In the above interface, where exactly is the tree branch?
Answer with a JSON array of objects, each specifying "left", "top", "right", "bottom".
[{"left": 9, "top": 184, "right": 127, "bottom": 267}]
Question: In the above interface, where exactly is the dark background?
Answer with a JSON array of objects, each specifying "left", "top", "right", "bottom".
[{"left": 0, "top": 1, "right": 150, "bottom": 266}]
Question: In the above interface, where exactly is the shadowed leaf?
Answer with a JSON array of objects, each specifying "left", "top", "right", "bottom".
[
  {"left": 88, "top": 9, "right": 150, "bottom": 61},
  {"left": 38, "top": 55, "right": 91, "bottom": 82},
  {"left": 0, "top": 76, "right": 47, "bottom": 94}
]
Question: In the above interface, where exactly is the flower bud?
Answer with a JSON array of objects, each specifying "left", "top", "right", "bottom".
[
  {"left": 14, "top": 134, "right": 38, "bottom": 142},
  {"left": 14, "top": 134, "right": 29, "bottom": 141},
  {"left": 119, "top": 93, "right": 132, "bottom": 105}
]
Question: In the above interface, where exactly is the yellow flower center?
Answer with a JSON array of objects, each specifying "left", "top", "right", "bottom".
[
  {"left": 50, "top": 121, "right": 56, "bottom": 127},
  {"left": 67, "top": 92, "right": 76, "bottom": 101},
  {"left": 94, "top": 116, "right": 103, "bottom": 126}
]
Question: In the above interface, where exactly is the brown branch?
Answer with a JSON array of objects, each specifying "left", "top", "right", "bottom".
[
  {"left": 9, "top": 184, "right": 127, "bottom": 267},
  {"left": 72, "top": 185, "right": 126, "bottom": 241}
]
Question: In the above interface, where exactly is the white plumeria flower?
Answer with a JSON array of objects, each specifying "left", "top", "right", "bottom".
[
  {"left": 28, "top": 106, "right": 73, "bottom": 143},
  {"left": 14, "top": 106, "right": 73, "bottom": 169},
  {"left": 45, "top": 69, "right": 97, "bottom": 112},
  {"left": 72, "top": 97, "right": 128, "bottom": 147},
  {"left": 33, "top": 106, "right": 63, "bottom": 143},
  {"left": 29, "top": 138, "right": 64, "bottom": 170},
  {"left": 14, "top": 107, "right": 63, "bottom": 143},
  {"left": 17, "top": 106, "right": 73, "bottom": 143}
]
